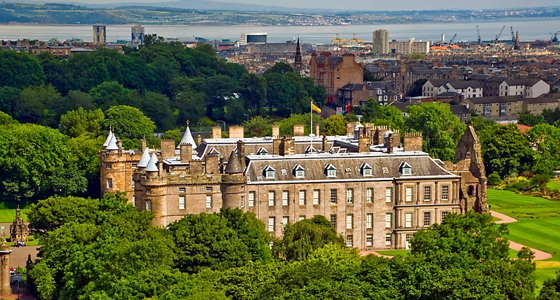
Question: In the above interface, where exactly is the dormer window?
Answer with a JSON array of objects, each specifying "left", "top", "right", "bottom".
[
  {"left": 325, "top": 164, "right": 337, "bottom": 177},
  {"left": 293, "top": 164, "right": 306, "bottom": 178},
  {"left": 257, "top": 147, "right": 269, "bottom": 155},
  {"left": 399, "top": 162, "right": 412, "bottom": 175},
  {"left": 361, "top": 162, "right": 373, "bottom": 176},
  {"left": 263, "top": 165, "right": 276, "bottom": 179}
]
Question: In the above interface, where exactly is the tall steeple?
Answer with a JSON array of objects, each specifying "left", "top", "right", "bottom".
[{"left": 294, "top": 37, "right": 302, "bottom": 73}]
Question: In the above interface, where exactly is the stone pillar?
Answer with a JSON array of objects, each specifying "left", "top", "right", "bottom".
[{"left": 0, "top": 239, "right": 12, "bottom": 297}]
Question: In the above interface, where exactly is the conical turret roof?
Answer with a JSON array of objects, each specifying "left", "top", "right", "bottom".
[
  {"left": 178, "top": 120, "right": 197, "bottom": 148},
  {"left": 224, "top": 150, "right": 243, "bottom": 174},
  {"left": 146, "top": 153, "right": 159, "bottom": 172},
  {"left": 106, "top": 135, "right": 118, "bottom": 150},
  {"left": 137, "top": 147, "right": 151, "bottom": 168},
  {"left": 103, "top": 129, "right": 114, "bottom": 148}
]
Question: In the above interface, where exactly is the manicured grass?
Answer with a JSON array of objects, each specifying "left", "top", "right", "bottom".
[
  {"left": 547, "top": 180, "right": 560, "bottom": 191},
  {"left": 534, "top": 268, "right": 560, "bottom": 291},
  {"left": 488, "top": 189, "right": 560, "bottom": 262},
  {"left": 0, "top": 209, "right": 28, "bottom": 223},
  {"left": 376, "top": 250, "right": 410, "bottom": 257}
]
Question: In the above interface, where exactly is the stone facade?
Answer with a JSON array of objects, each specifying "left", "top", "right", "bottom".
[
  {"left": 309, "top": 52, "right": 364, "bottom": 104},
  {"left": 100, "top": 123, "right": 487, "bottom": 251}
]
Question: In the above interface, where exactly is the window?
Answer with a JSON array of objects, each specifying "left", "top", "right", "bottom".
[
  {"left": 330, "top": 214, "right": 337, "bottom": 228},
  {"left": 206, "top": 195, "right": 212, "bottom": 208},
  {"left": 405, "top": 187, "right": 413, "bottom": 202},
  {"left": 423, "top": 212, "right": 431, "bottom": 227},
  {"left": 361, "top": 163, "right": 373, "bottom": 176},
  {"left": 179, "top": 187, "right": 186, "bottom": 193},
  {"left": 424, "top": 186, "right": 431, "bottom": 201},
  {"left": 366, "top": 234, "right": 373, "bottom": 247},
  {"left": 406, "top": 234, "right": 412, "bottom": 242},
  {"left": 346, "top": 235, "right": 353, "bottom": 247},
  {"left": 405, "top": 212, "right": 412, "bottom": 228},
  {"left": 366, "top": 213, "right": 373, "bottom": 229},
  {"left": 442, "top": 185, "right": 449, "bottom": 201},
  {"left": 313, "top": 190, "right": 320, "bottom": 205},
  {"left": 106, "top": 178, "right": 113, "bottom": 189},
  {"left": 385, "top": 213, "right": 392, "bottom": 228},
  {"left": 145, "top": 200, "right": 152, "bottom": 212},
  {"left": 264, "top": 166, "right": 275, "bottom": 179},
  {"left": 146, "top": 189, "right": 151, "bottom": 194},
  {"left": 330, "top": 189, "right": 337, "bottom": 204},
  {"left": 282, "top": 216, "right": 289, "bottom": 228},
  {"left": 179, "top": 196, "right": 185, "bottom": 210},
  {"left": 248, "top": 191, "right": 255, "bottom": 207},
  {"left": 366, "top": 188, "right": 373, "bottom": 203},
  {"left": 346, "top": 214, "right": 353, "bottom": 229},
  {"left": 106, "top": 164, "right": 112, "bottom": 169},
  {"left": 268, "top": 217, "right": 275, "bottom": 232},
  {"left": 299, "top": 190, "right": 306, "bottom": 205},
  {"left": 385, "top": 234, "right": 392, "bottom": 246},
  {"left": 399, "top": 162, "right": 412, "bottom": 175},
  {"left": 346, "top": 188, "right": 354, "bottom": 204},
  {"left": 385, "top": 187, "right": 392, "bottom": 203},
  {"left": 206, "top": 187, "right": 212, "bottom": 192},
  {"left": 282, "top": 191, "right": 289, "bottom": 206},
  {"left": 268, "top": 191, "right": 275, "bottom": 206},
  {"left": 294, "top": 165, "right": 305, "bottom": 178},
  {"left": 442, "top": 211, "right": 449, "bottom": 220},
  {"left": 299, "top": 216, "right": 306, "bottom": 221},
  {"left": 240, "top": 196, "right": 245, "bottom": 208},
  {"left": 326, "top": 164, "right": 337, "bottom": 177}
]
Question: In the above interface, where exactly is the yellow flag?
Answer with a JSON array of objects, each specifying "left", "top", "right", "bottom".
[{"left": 311, "top": 103, "right": 321, "bottom": 113}]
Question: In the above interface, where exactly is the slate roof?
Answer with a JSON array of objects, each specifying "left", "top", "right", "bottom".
[
  {"left": 244, "top": 152, "right": 458, "bottom": 184},
  {"left": 503, "top": 78, "right": 543, "bottom": 86},
  {"left": 447, "top": 81, "right": 483, "bottom": 89},
  {"left": 465, "top": 96, "right": 523, "bottom": 104}
]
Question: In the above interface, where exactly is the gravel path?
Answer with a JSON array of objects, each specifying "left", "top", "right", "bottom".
[{"left": 490, "top": 211, "right": 552, "bottom": 260}]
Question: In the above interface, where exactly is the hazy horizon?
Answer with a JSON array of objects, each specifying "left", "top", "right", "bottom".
[{"left": 35, "top": 0, "right": 560, "bottom": 10}]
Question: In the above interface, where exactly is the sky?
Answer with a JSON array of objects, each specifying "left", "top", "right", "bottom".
[{"left": 67, "top": 0, "right": 557, "bottom": 10}]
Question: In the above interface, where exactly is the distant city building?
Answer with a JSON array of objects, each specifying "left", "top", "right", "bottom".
[
  {"left": 389, "top": 38, "right": 430, "bottom": 55},
  {"left": 131, "top": 24, "right": 144, "bottom": 46},
  {"left": 240, "top": 33, "right": 267, "bottom": 45},
  {"left": 372, "top": 29, "right": 389, "bottom": 55},
  {"left": 93, "top": 24, "right": 106, "bottom": 46}
]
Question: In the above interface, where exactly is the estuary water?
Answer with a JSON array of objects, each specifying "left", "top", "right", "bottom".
[{"left": 0, "top": 18, "right": 558, "bottom": 44}]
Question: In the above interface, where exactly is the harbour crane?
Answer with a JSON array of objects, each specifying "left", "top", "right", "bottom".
[
  {"left": 494, "top": 25, "right": 506, "bottom": 45},
  {"left": 477, "top": 25, "right": 482, "bottom": 45},
  {"left": 449, "top": 33, "right": 457, "bottom": 44},
  {"left": 510, "top": 26, "right": 516, "bottom": 43}
]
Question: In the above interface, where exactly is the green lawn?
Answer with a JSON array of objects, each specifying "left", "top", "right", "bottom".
[
  {"left": 0, "top": 209, "right": 28, "bottom": 223},
  {"left": 376, "top": 250, "right": 410, "bottom": 257}
]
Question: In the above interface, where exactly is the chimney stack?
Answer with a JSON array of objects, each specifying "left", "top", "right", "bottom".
[
  {"left": 229, "top": 126, "right": 244, "bottom": 139},
  {"left": 293, "top": 124, "right": 304, "bottom": 136},
  {"left": 160, "top": 139, "right": 176, "bottom": 158},
  {"left": 403, "top": 132, "right": 423, "bottom": 152},
  {"left": 272, "top": 125, "right": 280, "bottom": 138},
  {"left": 180, "top": 143, "right": 192, "bottom": 163},
  {"left": 212, "top": 126, "right": 222, "bottom": 139},
  {"left": 141, "top": 139, "right": 146, "bottom": 152},
  {"left": 358, "top": 136, "right": 370, "bottom": 153},
  {"left": 315, "top": 124, "right": 320, "bottom": 137}
]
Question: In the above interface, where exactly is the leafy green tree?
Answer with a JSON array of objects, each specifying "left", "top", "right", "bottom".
[
  {"left": 0, "top": 86, "right": 21, "bottom": 117},
  {"left": 102, "top": 105, "right": 156, "bottom": 141},
  {"left": 362, "top": 99, "right": 405, "bottom": 130},
  {"left": 17, "top": 85, "right": 62, "bottom": 126},
  {"left": 162, "top": 129, "right": 183, "bottom": 145},
  {"left": 323, "top": 114, "right": 347, "bottom": 135},
  {"left": 0, "top": 50, "right": 46, "bottom": 88},
  {"left": 37, "top": 52, "right": 72, "bottom": 94},
  {"left": 138, "top": 91, "right": 175, "bottom": 131},
  {"left": 539, "top": 272, "right": 560, "bottom": 300},
  {"left": 527, "top": 124, "right": 560, "bottom": 176},
  {"left": 240, "top": 73, "right": 267, "bottom": 116},
  {"left": 172, "top": 89, "right": 206, "bottom": 125},
  {"left": 275, "top": 215, "right": 344, "bottom": 262},
  {"left": 243, "top": 116, "right": 272, "bottom": 137},
  {"left": 264, "top": 72, "right": 296, "bottom": 116},
  {"left": 0, "top": 111, "right": 17, "bottom": 126},
  {"left": 0, "top": 123, "right": 87, "bottom": 203},
  {"left": 59, "top": 108, "right": 105, "bottom": 138},
  {"left": 168, "top": 212, "right": 252, "bottom": 273},
  {"left": 89, "top": 81, "right": 137, "bottom": 110},
  {"left": 27, "top": 196, "right": 101, "bottom": 232},
  {"left": 264, "top": 62, "right": 295, "bottom": 75},
  {"left": 405, "top": 102, "right": 466, "bottom": 161},
  {"left": 479, "top": 124, "right": 534, "bottom": 178},
  {"left": 67, "top": 135, "right": 103, "bottom": 198},
  {"left": 276, "top": 113, "right": 323, "bottom": 136},
  {"left": 518, "top": 111, "right": 546, "bottom": 126},
  {"left": 224, "top": 96, "right": 246, "bottom": 125}
]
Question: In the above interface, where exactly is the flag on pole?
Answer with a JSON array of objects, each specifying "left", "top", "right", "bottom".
[{"left": 311, "top": 103, "right": 321, "bottom": 113}]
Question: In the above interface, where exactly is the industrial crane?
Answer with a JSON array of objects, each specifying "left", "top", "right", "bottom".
[
  {"left": 494, "top": 25, "right": 506, "bottom": 45},
  {"left": 510, "top": 26, "right": 516, "bottom": 43},
  {"left": 449, "top": 33, "right": 457, "bottom": 44},
  {"left": 477, "top": 25, "right": 482, "bottom": 45}
]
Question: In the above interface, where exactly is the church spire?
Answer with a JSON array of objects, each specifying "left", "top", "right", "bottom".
[{"left": 294, "top": 37, "right": 302, "bottom": 72}]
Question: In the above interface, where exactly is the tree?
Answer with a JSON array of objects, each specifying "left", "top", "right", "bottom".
[
  {"left": 240, "top": 73, "right": 267, "bottom": 116},
  {"left": 274, "top": 215, "right": 344, "bottom": 262},
  {"left": 0, "top": 111, "right": 17, "bottom": 126},
  {"left": 168, "top": 212, "right": 252, "bottom": 273},
  {"left": 102, "top": 105, "right": 155, "bottom": 141},
  {"left": 89, "top": 81, "right": 137, "bottom": 110},
  {"left": 527, "top": 124, "right": 560, "bottom": 176},
  {"left": 518, "top": 111, "right": 546, "bottom": 126},
  {"left": 407, "top": 78, "right": 427, "bottom": 97},
  {"left": 264, "top": 62, "right": 295, "bottom": 75},
  {"left": 59, "top": 108, "right": 105, "bottom": 138},
  {"left": 363, "top": 99, "right": 405, "bottom": 131},
  {"left": 17, "top": 85, "right": 62, "bottom": 126},
  {"left": 138, "top": 91, "right": 175, "bottom": 131},
  {"left": 405, "top": 102, "right": 466, "bottom": 161},
  {"left": 27, "top": 195, "right": 101, "bottom": 232},
  {"left": 539, "top": 272, "right": 560, "bottom": 300},
  {"left": 323, "top": 114, "right": 347, "bottom": 135},
  {"left": 0, "top": 86, "right": 21, "bottom": 117},
  {"left": 243, "top": 116, "right": 272, "bottom": 137},
  {"left": 0, "top": 123, "right": 87, "bottom": 203},
  {"left": 0, "top": 50, "right": 46, "bottom": 89},
  {"left": 276, "top": 113, "right": 323, "bottom": 136}
]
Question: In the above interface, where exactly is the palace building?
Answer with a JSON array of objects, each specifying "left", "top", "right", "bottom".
[{"left": 99, "top": 122, "right": 487, "bottom": 251}]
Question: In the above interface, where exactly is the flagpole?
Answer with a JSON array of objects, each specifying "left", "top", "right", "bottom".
[{"left": 310, "top": 101, "right": 313, "bottom": 150}]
